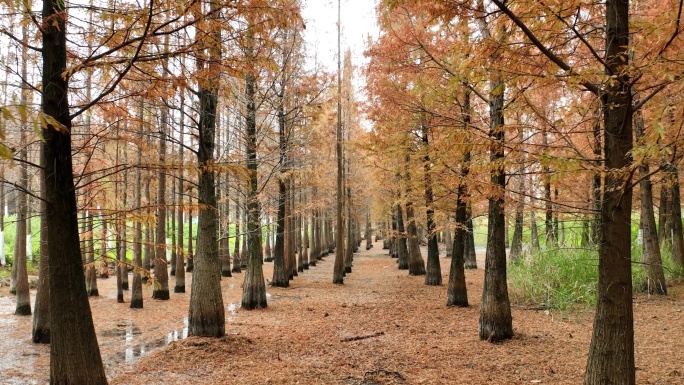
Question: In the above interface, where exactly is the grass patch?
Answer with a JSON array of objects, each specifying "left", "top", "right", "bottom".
[{"left": 508, "top": 248, "right": 599, "bottom": 310}]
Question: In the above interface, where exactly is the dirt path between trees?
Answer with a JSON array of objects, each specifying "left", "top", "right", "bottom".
[{"left": 2, "top": 242, "right": 684, "bottom": 384}]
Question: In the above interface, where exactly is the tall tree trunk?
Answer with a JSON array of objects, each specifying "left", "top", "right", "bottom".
[
  {"left": 658, "top": 187, "right": 672, "bottom": 247},
  {"left": 131, "top": 100, "right": 145, "bottom": 309},
  {"left": 635, "top": 110, "right": 666, "bottom": 294},
  {"left": 13, "top": 112, "right": 30, "bottom": 314},
  {"left": 186, "top": 205, "right": 194, "bottom": 272},
  {"left": 396, "top": 203, "right": 409, "bottom": 270},
  {"left": 584, "top": 1, "right": 635, "bottom": 382},
  {"left": 447, "top": 149, "right": 469, "bottom": 307},
  {"left": 273, "top": 55, "right": 290, "bottom": 286},
  {"left": 143, "top": 174, "right": 153, "bottom": 281},
  {"left": 530, "top": 209, "right": 540, "bottom": 250},
  {"left": 189, "top": 0, "right": 225, "bottom": 336},
  {"left": 119, "top": 138, "right": 129, "bottom": 292},
  {"left": 232, "top": 198, "right": 242, "bottom": 273},
  {"left": 219, "top": 169, "right": 232, "bottom": 278},
  {"left": 86, "top": 210, "right": 98, "bottom": 296},
  {"left": 591, "top": 108, "right": 603, "bottom": 245},
  {"left": 509, "top": 162, "right": 525, "bottom": 262},
  {"left": 175, "top": 92, "right": 186, "bottom": 293},
  {"left": 405, "top": 155, "right": 426, "bottom": 276},
  {"left": 265, "top": 214, "right": 273, "bottom": 262},
  {"left": 422, "top": 123, "right": 441, "bottom": 286},
  {"left": 666, "top": 164, "right": 684, "bottom": 272},
  {"left": 242, "top": 30, "right": 268, "bottom": 309},
  {"left": 41, "top": 0, "right": 107, "bottom": 380},
  {"left": 464, "top": 203, "right": 477, "bottom": 269},
  {"left": 33, "top": 178, "right": 50, "bottom": 342},
  {"left": 152, "top": 101, "right": 170, "bottom": 300},
  {"left": 477, "top": 10, "right": 513, "bottom": 338}
]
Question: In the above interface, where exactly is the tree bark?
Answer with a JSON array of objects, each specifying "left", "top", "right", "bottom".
[
  {"left": 188, "top": 2, "right": 225, "bottom": 335},
  {"left": 584, "top": 1, "right": 635, "bottom": 382},
  {"left": 666, "top": 164, "right": 684, "bottom": 272},
  {"left": 422, "top": 123, "right": 441, "bottom": 286},
  {"left": 396, "top": 203, "right": 409, "bottom": 269},
  {"left": 464, "top": 203, "right": 477, "bottom": 269},
  {"left": 242, "top": 32, "right": 268, "bottom": 309},
  {"left": 42, "top": 0, "right": 107, "bottom": 380},
  {"left": 152, "top": 101, "right": 170, "bottom": 300},
  {"left": 33, "top": 173, "right": 50, "bottom": 342},
  {"left": 635, "top": 110, "right": 666, "bottom": 294},
  {"left": 479, "top": 71, "right": 513, "bottom": 342}
]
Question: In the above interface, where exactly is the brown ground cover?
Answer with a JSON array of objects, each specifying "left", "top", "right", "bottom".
[{"left": 1, "top": 242, "right": 684, "bottom": 384}]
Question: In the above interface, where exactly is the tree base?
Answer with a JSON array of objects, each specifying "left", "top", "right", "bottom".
[
  {"left": 170, "top": 269, "right": 176, "bottom": 277},
  {"left": 174, "top": 285, "right": 186, "bottom": 293},
  {"left": 117, "top": 293, "right": 124, "bottom": 303},
  {"left": 152, "top": 289, "right": 170, "bottom": 300},
  {"left": 9, "top": 288, "right": 16, "bottom": 295},
  {"left": 333, "top": 278, "right": 344, "bottom": 284},
  {"left": 221, "top": 270, "right": 232, "bottom": 277},
  {"left": 344, "top": 266, "right": 352, "bottom": 274},
  {"left": 398, "top": 263, "right": 408, "bottom": 270},
  {"left": 231, "top": 267, "right": 242, "bottom": 273},
  {"left": 409, "top": 267, "right": 426, "bottom": 276},
  {"left": 447, "top": 295, "right": 468, "bottom": 307},
  {"left": 271, "top": 280, "right": 289, "bottom": 288},
  {"left": 15, "top": 303, "right": 31, "bottom": 316},
  {"left": 303, "top": 263, "right": 309, "bottom": 270},
  {"left": 298, "top": 266, "right": 304, "bottom": 272},
  {"left": 130, "top": 298, "right": 143, "bottom": 309},
  {"left": 264, "top": 257, "right": 273, "bottom": 262},
  {"left": 32, "top": 328, "right": 50, "bottom": 344},
  {"left": 425, "top": 275, "right": 442, "bottom": 286},
  {"left": 465, "top": 262, "right": 477, "bottom": 269},
  {"left": 88, "top": 289, "right": 99, "bottom": 297},
  {"left": 309, "top": 261, "right": 316, "bottom": 267},
  {"left": 122, "top": 282, "right": 129, "bottom": 291}
]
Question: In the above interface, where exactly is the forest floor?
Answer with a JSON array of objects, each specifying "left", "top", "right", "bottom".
[{"left": 1, "top": 242, "right": 684, "bottom": 384}]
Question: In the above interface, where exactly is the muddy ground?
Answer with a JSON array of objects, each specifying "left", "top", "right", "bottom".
[{"left": 1, "top": 242, "right": 683, "bottom": 384}]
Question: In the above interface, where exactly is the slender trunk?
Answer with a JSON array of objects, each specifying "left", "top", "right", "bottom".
[
  {"left": 591, "top": 109, "right": 602, "bottom": 245},
  {"left": 131, "top": 100, "right": 144, "bottom": 309},
  {"left": 152, "top": 101, "right": 170, "bottom": 300},
  {"left": 634, "top": 110, "right": 666, "bottom": 294},
  {"left": 33, "top": 180, "right": 50, "bottom": 341},
  {"left": 175, "top": 92, "right": 186, "bottom": 293},
  {"left": 530, "top": 209, "right": 540, "bottom": 250},
  {"left": 13, "top": 117, "right": 30, "bottom": 314},
  {"left": 464, "top": 203, "right": 477, "bottom": 268},
  {"left": 405, "top": 156, "right": 426, "bottom": 275},
  {"left": 658, "top": 187, "right": 672, "bottom": 247},
  {"left": 509, "top": 163, "right": 525, "bottom": 262},
  {"left": 422, "top": 124, "right": 441, "bottom": 285},
  {"left": 143, "top": 176, "right": 153, "bottom": 281},
  {"left": 86, "top": 211, "right": 98, "bottom": 296},
  {"left": 186, "top": 205, "right": 194, "bottom": 272},
  {"left": 666, "top": 164, "right": 684, "bottom": 272},
  {"left": 396, "top": 203, "right": 409, "bottom": 269},
  {"left": 232, "top": 198, "right": 242, "bottom": 273},
  {"left": 265, "top": 215, "right": 273, "bottom": 262},
  {"left": 242, "top": 31, "right": 267, "bottom": 309},
  {"left": 447, "top": 164, "right": 468, "bottom": 307}
]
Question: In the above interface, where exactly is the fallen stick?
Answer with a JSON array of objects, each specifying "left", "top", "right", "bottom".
[{"left": 340, "top": 331, "right": 384, "bottom": 342}]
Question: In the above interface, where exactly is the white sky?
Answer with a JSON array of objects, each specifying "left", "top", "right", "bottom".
[{"left": 301, "top": 0, "right": 379, "bottom": 74}]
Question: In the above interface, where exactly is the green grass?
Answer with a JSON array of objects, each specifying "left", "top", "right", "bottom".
[{"left": 508, "top": 248, "right": 599, "bottom": 310}]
